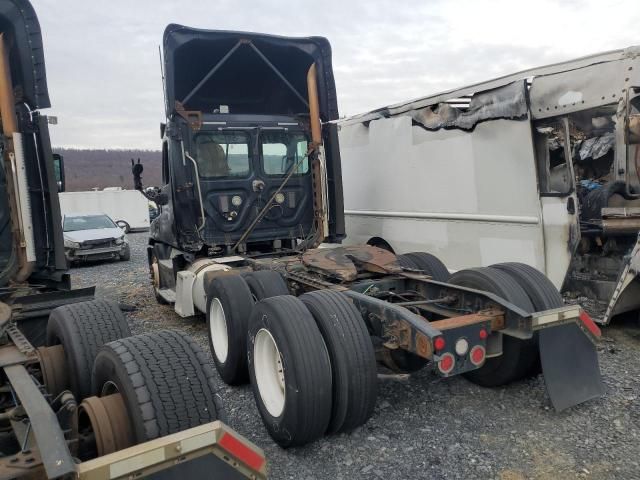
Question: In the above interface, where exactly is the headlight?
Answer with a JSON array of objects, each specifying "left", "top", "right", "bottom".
[
  {"left": 231, "top": 195, "right": 242, "bottom": 207},
  {"left": 64, "top": 239, "right": 80, "bottom": 249},
  {"left": 115, "top": 236, "right": 125, "bottom": 245},
  {"left": 275, "top": 192, "right": 285, "bottom": 204}
]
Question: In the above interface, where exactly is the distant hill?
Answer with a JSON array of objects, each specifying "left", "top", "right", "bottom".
[{"left": 54, "top": 148, "right": 162, "bottom": 192}]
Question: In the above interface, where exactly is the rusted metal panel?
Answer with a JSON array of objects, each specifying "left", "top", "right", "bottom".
[{"left": 302, "top": 245, "right": 402, "bottom": 281}]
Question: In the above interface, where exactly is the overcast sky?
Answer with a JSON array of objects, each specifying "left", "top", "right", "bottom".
[{"left": 32, "top": 0, "right": 640, "bottom": 150}]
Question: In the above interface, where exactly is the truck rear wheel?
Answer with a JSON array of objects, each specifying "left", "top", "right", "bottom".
[
  {"left": 491, "top": 262, "right": 564, "bottom": 375},
  {"left": 248, "top": 295, "right": 332, "bottom": 447},
  {"left": 448, "top": 267, "right": 537, "bottom": 387},
  {"left": 46, "top": 299, "right": 131, "bottom": 400},
  {"left": 300, "top": 290, "right": 377, "bottom": 433},
  {"left": 91, "top": 330, "right": 223, "bottom": 443},
  {"left": 243, "top": 270, "right": 289, "bottom": 300},
  {"left": 206, "top": 275, "right": 254, "bottom": 385},
  {"left": 397, "top": 252, "right": 450, "bottom": 281}
]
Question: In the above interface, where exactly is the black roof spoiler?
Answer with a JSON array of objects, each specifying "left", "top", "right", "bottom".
[{"left": 162, "top": 25, "right": 338, "bottom": 121}]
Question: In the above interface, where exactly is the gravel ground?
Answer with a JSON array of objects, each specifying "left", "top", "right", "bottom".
[{"left": 71, "top": 233, "right": 640, "bottom": 480}]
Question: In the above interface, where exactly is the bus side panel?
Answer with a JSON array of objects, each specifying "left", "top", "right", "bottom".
[{"left": 340, "top": 115, "right": 547, "bottom": 272}]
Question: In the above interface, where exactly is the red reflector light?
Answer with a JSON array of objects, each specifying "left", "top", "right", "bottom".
[
  {"left": 219, "top": 432, "right": 265, "bottom": 472},
  {"left": 470, "top": 345, "right": 486, "bottom": 366},
  {"left": 579, "top": 310, "right": 601, "bottom": 337},
  {"left": 434, "top": 337, "right": 446, "bottom": 351},
  {"left": 479, "top": 329, "right": 488, "bottom": 340},
  {"left": 437, "top": 352, "right": 455, "bottom": 374}
]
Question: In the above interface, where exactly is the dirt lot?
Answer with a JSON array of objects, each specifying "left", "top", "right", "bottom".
[{"left": 71, "top": 233, "right": 640, "bottom": 480}]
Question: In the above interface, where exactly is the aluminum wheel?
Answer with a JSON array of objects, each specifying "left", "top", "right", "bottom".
[
  {"left": 209, "top": 298, "right": 229, "bottom": 363},
  {"left": 254, "top": 328, "right": 285, "bottom": 417}
]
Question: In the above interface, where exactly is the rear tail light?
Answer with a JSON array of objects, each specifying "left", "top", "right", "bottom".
[
  {"left": 434, "top": 337, "right": 446, "bottom": 351},
  {"left": 437, "top": 352, "right": 455, "bottom": 375},
  {"left": 470, "top": 345, "right": 486, "bottom": 366},
  {"left": 578, "top": 310, "right": 601, "bottom": 337},
  {"left": 479, "top": 328, "right": 488, "bottom": 340},
  {"left": 219, "top": 432, "right": 266, "bottom": 472}
]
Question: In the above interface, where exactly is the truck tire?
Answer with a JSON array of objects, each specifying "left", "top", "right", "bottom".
[
  {"left": 397, "top": 253, "right": 419, "bottom": 269},
  {"left": 92, "top": 330, "right": 223, "bottom": 442},
  {"left": 403, "top": 252, "right": 450, "bottom": 281},
  {"left": 205, "top": 275, "right": 254, "bottom": 385},
  {"left": 47, "top": 300, "right": 131, "bottom": 400},
  {"left": 448, "top": 267, "right": 537, "bottom": 387},
  {"left": 243, "top": 270, "right": 289, "bottom": 300},
  {"left": 491, "top": 263, "right": 564, "bottom": 309},
  {"left": 397, "top": 252, "right": 450, "bottom": 281},
  {"left": 300, "top": 290, "right": 377, "bottom": 433},
  {"left": 491, "top": 262, "right": 564, "bottom": 375},
  {"left": 248, "top": 295, "right": 332, "bottom": 447}
]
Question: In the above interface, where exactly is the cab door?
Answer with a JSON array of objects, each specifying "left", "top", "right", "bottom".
[{"left": 534, "top": 117, "right": 581, "bottom": 289}]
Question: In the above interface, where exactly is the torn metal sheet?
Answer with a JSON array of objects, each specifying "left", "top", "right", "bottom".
[{"left": 410, "top": 81, "right": 528, "bottom": 131}]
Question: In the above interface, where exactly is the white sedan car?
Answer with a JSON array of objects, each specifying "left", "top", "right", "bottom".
[{"left": 63, "top": 213, "right": 130, "bottom": 263}]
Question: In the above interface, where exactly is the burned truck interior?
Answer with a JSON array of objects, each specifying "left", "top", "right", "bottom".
[{"left": 535, "top": 91, "right": 640, "bottom": 319}]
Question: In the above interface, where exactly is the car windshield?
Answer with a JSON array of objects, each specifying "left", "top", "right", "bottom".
[
  {"left": 63, "top": 215, "right": 116, "bottom": 232},
  {"left": 261, "top": 131, "right": 309, "bottom": 175}
]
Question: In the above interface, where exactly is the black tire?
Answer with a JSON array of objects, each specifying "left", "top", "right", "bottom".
[
  {"left": 92, "top": 330, "right": 223, "bottom": 442},
  {"left": 383, "top": 349, "right": 429, "bottom": 373},
  {"left": 448, "top": 267, "right": 537, "bottom": 386},
  {"left": 401, "top": 252, "right": 450, "bottom": 281},
  {"left": 116, "top": 220, "right": 130, "bottom": 233},
  {"left": 46, "top": 299, "right": 131, "bottom": 400},
  {"left": 491, "top": 263, "right": 563, "bottom": 310},
  {"left": 205, "top": 275, "right": 254, "bottom": 385},
  {"left": 248, "top": 296, "right": 332, "bottom": 447},
  {"left": 119, "top": 244, "right": 131, "bottom": 261},
  {"left": 244, "top": 270, "right": 289, "bottom": 300},
  {"left": 491, "top": 262, "right": 564, "bottom": 375},
  {"left": 300, "top": 290, "right": 377, "bottom": 433},
  {"left": 397, "top": 253, "right": 419, "bottom": 269}
]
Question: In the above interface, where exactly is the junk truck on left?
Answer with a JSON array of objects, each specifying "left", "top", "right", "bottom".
[
  {"left": 0, "top": 1, "right": 266, "bottom": 479},
  {"left": 133, "top": 24, "right": 606, "bottom": 449}
]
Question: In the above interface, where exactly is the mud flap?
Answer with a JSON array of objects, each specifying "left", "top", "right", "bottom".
[{"left": 539, "top": 323, "right": 604, "bottom": 411}]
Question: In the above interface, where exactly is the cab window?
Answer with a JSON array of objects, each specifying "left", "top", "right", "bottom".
[
  {"left": 261, "top": 131, "right": 309, "bottom": 175},
  {"left": 194, "top": 131, "right": 250, "bottom": 178}
]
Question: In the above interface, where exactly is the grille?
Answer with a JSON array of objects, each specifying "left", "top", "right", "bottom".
[{"left": 81, "top": 239, "right": 114, "bottom": 249}]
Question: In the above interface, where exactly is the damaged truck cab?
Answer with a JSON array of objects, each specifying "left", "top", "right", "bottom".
[{"left": 151, "top": 26, "right": 344, "bottom": 261}]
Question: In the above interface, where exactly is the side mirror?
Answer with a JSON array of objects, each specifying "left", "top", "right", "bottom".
[{"left": 155, "top": 192, "right": 169, "bottom": 206}]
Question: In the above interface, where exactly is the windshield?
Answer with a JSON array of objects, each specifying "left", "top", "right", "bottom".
[
  {"left": 63, "top": 214, "right": 116, "bottom": 232},
  {"left": 261, "top": 131, "right": 309, "bottom": 175},
  {"left": 194, "top": 131, "right": 251, "bottom": 178}
]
